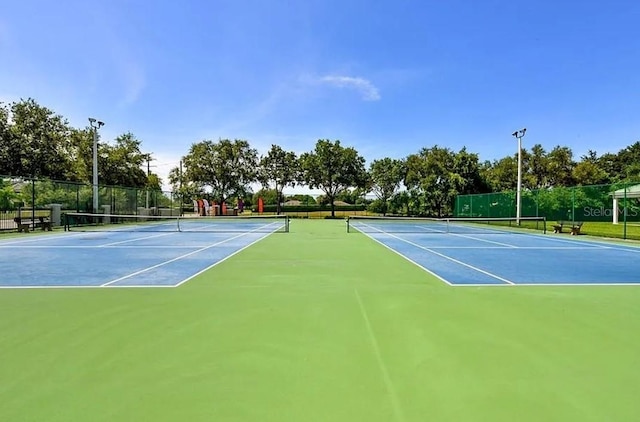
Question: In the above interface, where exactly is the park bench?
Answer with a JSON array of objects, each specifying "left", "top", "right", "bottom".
[
  {"left": 553, "top": 220, "right": 583, "bottom": 235},
  {"left": 13, "top": 216, "right": 52, "bottom": 233}
]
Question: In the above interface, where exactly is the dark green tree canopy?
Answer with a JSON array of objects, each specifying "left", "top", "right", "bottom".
[
  {"left": 299, "top": 139, "right": 367, "bottom": 217},
  {"left": 257, "top": 145, "right": 299, "bottom": 214},
  {"left": 98, "top": 133, "right": 149, "bottom": 187},
  {"left": 369, "top": 157, "right": 405, "bottom": 215},
  {"left": 182, "top": 139, "right": 258, "bottom": 204},
  {"left": 0, "top": 99, "right": 72, "bottom": 179},
  {"left": 4, "top": 97, "right": 640, "bottom": 216}
]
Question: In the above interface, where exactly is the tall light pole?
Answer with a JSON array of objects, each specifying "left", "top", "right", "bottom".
[
  {"left": 89, "top": 118, "right": 104, "bottom": 213},
  {"left": 512, "top": 128, "right": 526, "bottom": 225}
]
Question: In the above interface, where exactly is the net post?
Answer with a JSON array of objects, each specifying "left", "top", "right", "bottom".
[
  {"left": 346, "top": 216, "right": 350, "bottom": 233},
  {"left": 543, "top": 216, "right": 546, "bottom": 234},
  {"left": 285, "top": 215, "right": 289, "bottom": 233}
]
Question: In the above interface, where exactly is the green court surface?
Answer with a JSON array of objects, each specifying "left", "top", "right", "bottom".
[{"left": 1, "top": 219, "right": 639, "bottom": 421}]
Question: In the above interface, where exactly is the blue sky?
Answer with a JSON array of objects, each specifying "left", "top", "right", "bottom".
[{"left": 2, "top": 0, "right": 640, "bottom": 192}]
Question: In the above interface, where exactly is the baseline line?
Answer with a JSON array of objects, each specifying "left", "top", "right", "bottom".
[
  {"left": 387, "top": 232, "right": 515, "bottom": 285},
  {"left": 356, "top": 229, "right": 454, "bottom": 286},
  {"left": 106, "top": 222, "right": 283, "bottom": 287},
  {"left": 358, "top": 223, "right": 514, "bottom": 285},
  {"left": 173, "top": 227, "right": 281, "bottom": 287},
  {"left": 100, "top": 226, "right": 278, "bottom": 287}
]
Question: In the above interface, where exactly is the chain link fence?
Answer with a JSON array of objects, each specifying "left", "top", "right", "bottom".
[
  {"left": 455, "top": 183, "right": 640, "bottom": 240},
  {"left": 0, "top": 175, "right": 181, "bottom": 231}
]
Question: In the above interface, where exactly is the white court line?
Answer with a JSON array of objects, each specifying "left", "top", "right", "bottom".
[
  {"left": 354, "top": 228, "right": 454, "bottom": 286},
  {"left": 0, "top": 284, "right": 175, "bottom": 289},
  {"left": 453, "top": 282, "right": 640, "bottom": 287},
  {"left": 0, "top": 245, "right": 215, "bottom": 249},
  {"left": 102, "top": 222, "right": 282, "bottom": 287},
  {"left": 0, "top": 230, "right": 102, "bottom": 245},
  {"left": 354, "top": 288, "right": 405, "bottom": 422},
  {"left": 347, "top": 245, "right": 603, "bottom": 250},
  {"left": 357, "top": 223, "right": 514, "bottom": 285},
  {"left": 448, "top": 233, "right": 518, "bottom": 247},
  {"left": 99, "top": 231, "right": 180, "bottom": 247},
  {"left": 416, "top": 225, "right": 518, "bottom": 247},
  {"left": 0, "top": 222, "right": 282, "bottom": 289},
  {"left": 173, "top": 226, "right": 283, "bottom": 287}
]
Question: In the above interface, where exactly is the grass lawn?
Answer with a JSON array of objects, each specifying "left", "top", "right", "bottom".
[{"left": 1, "top": 219, "right": 639, "bottom": 421}]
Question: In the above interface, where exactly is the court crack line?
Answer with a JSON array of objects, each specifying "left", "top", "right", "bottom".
[{"left": 354, "top": 288, "right": 405, "bottom": 422}]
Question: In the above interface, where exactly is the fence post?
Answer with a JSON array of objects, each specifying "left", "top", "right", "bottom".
[
  {"left": 571, "top": 187, "right": 575, "bottom": 222},
  {"left": 623, "top": 183, "right": 627, "bottom": 240},
  {"left": 31, "top": 178, "right": 36, "bottom": 230}
]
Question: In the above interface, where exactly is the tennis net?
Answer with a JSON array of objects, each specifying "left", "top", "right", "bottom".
[
  {"left": 346, "top": 216, "right": 546, "bottom": 234},
  {"left": 64, "top": 213, "right": 289, "bottom": 233}
]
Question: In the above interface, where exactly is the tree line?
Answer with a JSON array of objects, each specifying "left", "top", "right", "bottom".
[{"left": 2, "top": 98, "right": 640, "bottom": 217}]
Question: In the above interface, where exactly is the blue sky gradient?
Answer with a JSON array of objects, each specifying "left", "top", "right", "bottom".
[{"left": 2, "top": 0, "right": 639, "bottom": 191}]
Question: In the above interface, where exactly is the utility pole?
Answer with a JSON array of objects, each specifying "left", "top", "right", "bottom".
[
  {"left": 179, "top": 159, "right": 183, "bottom": 216},
  {"left": 144, "top": 154, "right": 156, "bottom": 209},
  {"left": 512, "top": 128, "right": 526, "bottom": 225}
]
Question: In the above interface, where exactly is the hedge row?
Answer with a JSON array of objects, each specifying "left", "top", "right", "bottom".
[{"left": 253, "top": 204, "right": 367, "bottom": 213}]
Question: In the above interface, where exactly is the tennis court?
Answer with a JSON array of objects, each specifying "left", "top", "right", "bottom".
[
  {"left": 1, "top": 218, "right": 639, "bottom": 422},
  {"left": 0, "top": 214, "right": 289, "bottom": 288},
  {"left": 347, "top": 216, "right": 640, "bottom": 286}
]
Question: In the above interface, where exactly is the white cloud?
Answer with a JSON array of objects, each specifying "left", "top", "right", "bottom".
[{"left": 319, "top": 75, "right": 380, "bottom": 101}]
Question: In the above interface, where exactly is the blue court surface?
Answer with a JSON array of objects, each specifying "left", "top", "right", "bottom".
[
  {"left": 351, "top": 221, "right": 640, "bottom": 286},
  {"left": 0, "top": 229, "right": 275, "bottom": 288}
]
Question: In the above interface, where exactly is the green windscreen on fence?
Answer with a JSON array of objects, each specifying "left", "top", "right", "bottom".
[
  {"left": 455, "top": 183, "right": 640, "bottom": 223},
  {"left": 455, "top": 183, "right": 640, "bottom": 239}
]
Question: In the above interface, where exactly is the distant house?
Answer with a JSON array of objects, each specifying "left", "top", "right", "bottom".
[{"left": 283, "top": 200, "right": 302, "bottom": 206}]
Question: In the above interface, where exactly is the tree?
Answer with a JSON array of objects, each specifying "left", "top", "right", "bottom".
[
  {"left": 527, "top": 144, "right": 549, "bottom": 189},
  {"left": 407, "top": 147, "right": 456, "bottom": 217},
  {"left": 596, "top": 152, "right": 621, "bottom": 183},
  {"left": 616, "top": 141, "right": 640, "bottom": 181},
  {"left": 65, "top": 128, "right": 94, "bottom": 182},
  {"left": 168, "top": 165, "right": 204, "bottom": 209},
  {"left": 571, "top": 161, "right": 608, "bottom": 186},
  {"left": 546, "top": 146, "right": 575, "bottom": 187},
  {"left": 452, "top": 148, "right": 488, "bottom": 194},
  {"left": 299, "top": 139, "right": 367, "bottom": 217},
  {"left": 0, "top": 98, "right": 72, "bottom": 179},
  {"left": 98, "top": 133, "right": 149, "bottom": 187},
  {"left": 253, "top": 188, "right": 279, "bottom": 206},
  {"left": 405, "top": 146, "right": 484, "bottom": 217},
  {"left": 369, "top": 158, "right": 405, "bottom": 215},
  {"left": 286, "top": 194, "right": 318, "bottom": 205},
  {"left": 257, "top": 145, "right": 298, "bottom": 214},
  {"left": 182, "top": 139, "right": 258, "bottom": 205},
  {"left": 0, "top": 103, "right": 13, "bottom": 175},
  {"left": 336, "top": 187, "right": 369, "bottom": 205},
  {"left": 481, "top": 157, "right": 517, "bottom": 192},
  {"left": 0, "top": 179, "right": 20, "bottom": 210}
]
